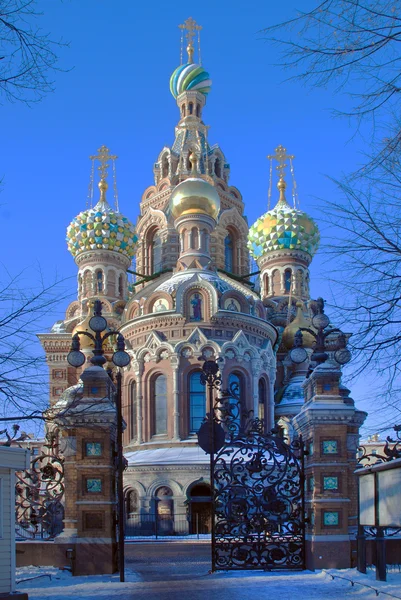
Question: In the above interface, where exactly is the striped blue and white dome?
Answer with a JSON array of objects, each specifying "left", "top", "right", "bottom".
[{"left": 170, "top": 63, "right": 212, "bottom": 99}]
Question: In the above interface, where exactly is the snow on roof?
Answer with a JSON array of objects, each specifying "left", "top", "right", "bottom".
[{"left": 125, "top": 445, "right": 209, "bottom": 466}]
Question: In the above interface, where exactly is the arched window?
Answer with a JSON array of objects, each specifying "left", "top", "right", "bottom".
[
  {"left": 224, "top": 234, "right": 234, "bottom": 272},
  {"left": 119, "top": 274, "right": 124, "bottom": 298},
  {"left": 96, "top": 270, "right": 103, "bottom": 293},
  {"left": 196, "top": 104, "right": 200, "bottom": 117},
  {"left": 215, "top": 157, "right": 222, "bottom": 178},
  {"left": 228, "top": 372, "right": 245, "bottom": 427},
  {"left": 264, "top": 274, "right": 269, "bottom": 296},
  {"left": 151, "top": 230, "right": 162, "bottom": 274},
  {"left": 162, "top": 154, "right": 169, "bottom": 179},
  {"left": 284, "top": 269, "right": 292, "bottom": 293},
  {"left": 191, "top": 227, "right": 199, "bottom": 250},
  {"left": 130, "top": 381, "right": 137, "bottom": 441},
  {"left": 126, "top": 489, "right": 138, "bottom": 515},
  {"left": 258, "top": 378, "right": 266, "bottom": 424},
  {"left": 152, "top": 374, "right": 167, "bottom": 435},
  {"left": 189, "top": 102, "right": 193, "bottom": 115},
  {"left": 189, "top": 371, "right": 206, "bottom": 434}
]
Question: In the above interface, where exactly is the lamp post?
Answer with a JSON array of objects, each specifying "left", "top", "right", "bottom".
[
  {"left": 198, "top": 359, "right": 223, "bottom": 573},
  {"left": 289, "top": 297, "right": 352, "bottom": 369},
  {"left": 67, "top": 299, "right": 130, "bottom": 582}
]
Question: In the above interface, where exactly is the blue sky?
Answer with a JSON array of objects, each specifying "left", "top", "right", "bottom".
[{"left": 1, "top": 0, "right": 383, "bottom": 434}]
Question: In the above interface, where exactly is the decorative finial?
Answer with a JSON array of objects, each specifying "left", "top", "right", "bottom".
[
  {"left": 88, "top": 145, "right": 119, "bottom": 210},
  {"left": 179, "top": 17, "right": 202, "bottom": 64},
  {"left": 267, "top": 145, "right": 297, "bottom": 208}
]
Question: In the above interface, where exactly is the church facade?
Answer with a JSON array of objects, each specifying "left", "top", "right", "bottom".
[{"left": 39, "top": 18, "right": 366, "bottom": 565}]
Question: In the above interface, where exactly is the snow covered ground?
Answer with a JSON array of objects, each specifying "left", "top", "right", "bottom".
[{"left": 16, "top": 565, "right": 401, "bottom": 600}]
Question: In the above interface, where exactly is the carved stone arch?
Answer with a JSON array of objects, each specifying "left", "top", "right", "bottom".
[
  {"left": 176, "top": 281, "right": 218, "bottom": 322},
  {"left": 143, "top": 291, "right": 174, "bottom": 315},
  {"left": 228, "top": 186, "right": 242, "bottom": 201},
  {"left": 182, "top": 477, "right": 211, "bottom": 498},
  {"left": 219, "top": 289, "right": 249, "bottom": 314},
  {"left": 143, "top": 186, "right": 156, "bottom": 201},
  {"left": 113, "top": 300, "right": 126, "bottom": 316},
  {"left": 65, "top": 301, "right": 80, "bottom": 320},
  {"left": 157, "top": 180, "right": 171, "bottom": 192},
  {"left": 147, "top": 478, "right": 183, "bottom": 498},
  {"left": 125, "top": 301, "right": 141, "bottom": 322},
  {"left": 218, "top": 207, "right": 248, "bottom": 237},
  {"left": 255, "top": 301, "right": 266, "bottom": 319},
  {"left": 99, "top": 298, "right": 113, "bottom": 314}
]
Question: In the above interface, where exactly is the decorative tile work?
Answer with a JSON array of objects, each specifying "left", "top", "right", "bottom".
[
  {"left": 86, "top": 478, "right": 102, "bottom": 493},
  {"left": 309, "top": 442, "right": 314, "bottom": 456},
  {"left": 309, "top": 476, "right": 315, "bottom": 491},
  {"left": 322, "top": 440, "right": 338, "bottom": 454},
  {"left": 85, "top": 442, "right": 102, "bottom": 457},
  {"left": 323, "top": 476, "right": 339, "bottom": 490},
  {"left": 323, "top": 511, "right": 339, "bottom": 526}
]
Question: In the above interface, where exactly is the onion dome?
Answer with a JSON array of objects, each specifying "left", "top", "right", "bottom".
[
  {"left": 248, "top": 178, "right": 320, "bottom": 259},
  {"left": 71, "top": 311, "right": 114, "bottom": 351},
  {"left": 66, "top": 179, "right": 137, "bottom": 259},
  {"left": 170, "top": 63, "right": 212, "bottom": 98},
  {"left": 282, "top": 301, "right": 316, "bottom": 350},
  {"left": 170, "top": 176, "right": 220, "bottom": 219}
]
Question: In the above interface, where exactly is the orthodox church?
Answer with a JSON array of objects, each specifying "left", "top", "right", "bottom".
[{"left": 39, "top": 18, "right": 364, "bottom": 556}]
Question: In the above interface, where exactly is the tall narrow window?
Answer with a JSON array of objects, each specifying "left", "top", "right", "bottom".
[
  {"left": 153, "top": 374, "right": 167, "bottom": 435},
  {"left": 258, "top": 378, "right": 266, "bottom": 424},
  {"left": 228, "top": 372, "right": 245, "bottom": 427},
  {"left": 284, "top": 269, "right": 292, "bottom": 293},
  {"left": 152, "top": 231, "right": 162, "bottom": 274},
  {"left": 130, "top": 381, "right": 137, "bottom": 441},
  {"left": 224, "top": 235, "right": 233, "bottom": 272},
  {"left": 96, "top": 270, "right": 103, "bottom": 293},
  {"left": 119, "top": 274, "right": 124, "bottom": 298},
  {"left": 189, "top": 372, "right": 206, "bottom": 433}
]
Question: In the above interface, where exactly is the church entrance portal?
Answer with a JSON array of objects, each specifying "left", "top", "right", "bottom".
[{"left": 189, "top": 483, "right": 212, "bottom": 535}]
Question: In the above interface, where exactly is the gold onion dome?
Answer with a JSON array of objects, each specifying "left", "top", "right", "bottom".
[
  {"left": 71, "top": 309, "right": 114, "bottom": 351},
  {"left": 66, "top": 179, "right": 138, "bottom": 259},
  {"left": 248, "top": 178, "right": 320, "bottom": 259},
  {"left": 170, "top": 177, "right": 220, "bottom": 220},
  {"left": 282, "top": 301, "right": 316, "bottom": 350}
]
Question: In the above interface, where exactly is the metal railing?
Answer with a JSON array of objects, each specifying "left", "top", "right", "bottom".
[
  {"left": 125, "top": 512, "right": 211, "bottom": 539},
  {"left": 15, "top": 518, "right": 64, "bottom": 541}
]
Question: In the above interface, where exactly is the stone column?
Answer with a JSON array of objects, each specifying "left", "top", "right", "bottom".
[
  {"left": 171, "top": 356, "right": 181, "bottom": 441},
  {"left": 135, "top": 360, "right": 144, "bottom": 444}
]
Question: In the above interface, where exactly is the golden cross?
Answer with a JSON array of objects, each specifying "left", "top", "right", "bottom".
[
  {"left": 267, "top": 145, "right": 295, "bottom": 180},
  {"left": 179, "top": 17, "right": 202, "bottom": 63},
  {"left": 89, "top": 145, "right": 118, "bottom": 181}
]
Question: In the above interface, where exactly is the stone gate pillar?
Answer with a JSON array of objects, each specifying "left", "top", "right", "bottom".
[
  {"left": 292, "top": 359, "right": 366, "bottom": 570},
  {"left": 54, "top": 365, "right": 118, "bottom": 575}
]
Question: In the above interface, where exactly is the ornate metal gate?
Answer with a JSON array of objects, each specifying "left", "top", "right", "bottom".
[{"left": 199, "top": 370, "right": 305, "bottom": 572}]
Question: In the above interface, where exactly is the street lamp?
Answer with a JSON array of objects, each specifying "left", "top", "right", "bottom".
[
  {"left": 290, "top": 297, "right": 352, "bottom": 369},
  {"left": 67, "top": 299, "right": 130, "bottom": 582}
]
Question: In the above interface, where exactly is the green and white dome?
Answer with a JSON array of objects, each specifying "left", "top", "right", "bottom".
[
  {"left": 170, "top": 63, "right": 212, "bottom": 98},
  {"left": 248, "top": 181, "right": 320, "bottom": 259},
  {"left": 66, "top": 180, "right": 137, "bottom": 259}
]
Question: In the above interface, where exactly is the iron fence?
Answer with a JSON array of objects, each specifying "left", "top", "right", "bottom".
[{"left": 125, "top": 512, "right": 211, "bottom": 539}]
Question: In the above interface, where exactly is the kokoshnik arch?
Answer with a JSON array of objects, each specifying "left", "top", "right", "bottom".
[{"left": 38, "top": 17, "right": 366, "bottom": 569}]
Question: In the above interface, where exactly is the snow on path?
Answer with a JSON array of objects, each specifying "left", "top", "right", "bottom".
[{"left": 16, "top": 566, "right": 401, "bottom": 600}]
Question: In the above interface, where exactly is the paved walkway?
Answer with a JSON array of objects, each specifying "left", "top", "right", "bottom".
[{"left": 17, "top": 542, "right": 401, "bottom": 600}]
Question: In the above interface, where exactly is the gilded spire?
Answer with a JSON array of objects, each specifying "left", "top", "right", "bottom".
[
  {"left": 179, "top": 17, "right": 202, "bottom": 64},
  {"left": 267, "top": 145, "right": 295, "bottom": 208},
  {"left": 89, "top": 145, "right": 119, "bottom": 209}
]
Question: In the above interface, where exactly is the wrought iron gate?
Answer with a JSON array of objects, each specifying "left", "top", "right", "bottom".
[{"left": 200, "top": 374, "right": 305, "bottom": 571}]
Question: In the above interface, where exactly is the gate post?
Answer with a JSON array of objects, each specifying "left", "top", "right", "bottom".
[
  {"left": 292, "top": 359, "right": 366, "bottom": 570},
  {"left": 53, "top": 366, "right": 118, "bottom": 575}
]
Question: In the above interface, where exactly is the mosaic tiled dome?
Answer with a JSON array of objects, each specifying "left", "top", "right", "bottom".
[
  {"left": 170, "top": 63, "right": 212, "bottom": 98},
  {"left": 248, "top": 182, "right": 320, "bottom": 259},
  {"left": 66, "top": 180, "right": 137, "bottom": 259}
]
